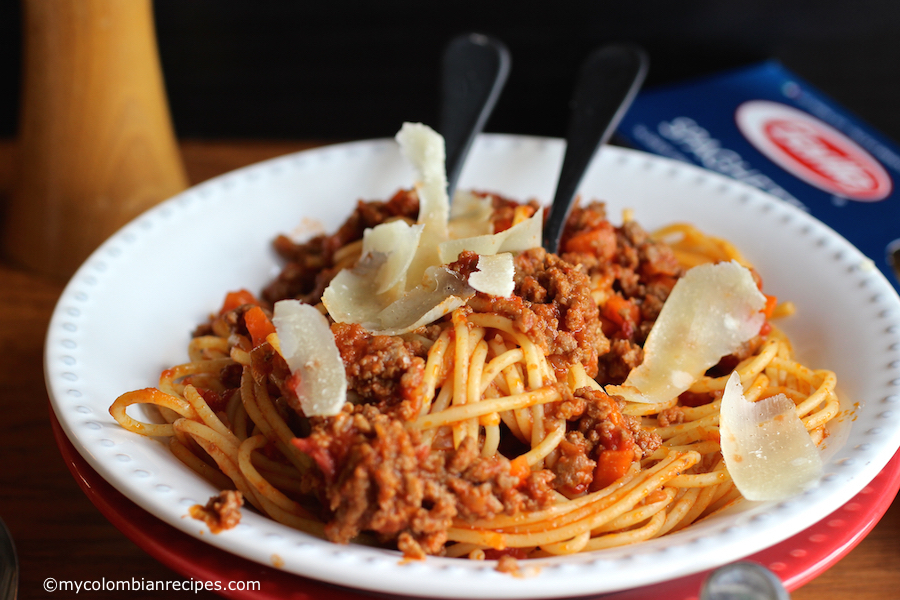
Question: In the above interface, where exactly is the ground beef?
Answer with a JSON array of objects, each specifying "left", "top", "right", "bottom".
[
  {"left": 551, "top": 431, "right": 596, "bottom": 496},
  {"left": 255, "top": 195, "right": 682, "bottom": 557},
  {"left": 558, "top": 201, "right": 685, "bottom": 385},
  {"left": 262, "top": 189, "right": 420, "bottom": 304},
  {"left": 192, "top": 302, "right": 255, "bottom": 339},
  {"left": 630, "top": 424, "right": 664, "bottom": 458},
  {"left": 657, "top": 406, "right": 686, "bottom": 428},
  {"left": 292, "top": 404, "right": 556, "bottom": 558},
  {"left": 469, "top": 248, "right": 609, "bottom": 379},
  {"left": 332, "top": 322, "right": 427, "bottom": 421},
  {"left": 597, "top": 339, "right": 644, "bottom": 385},
  {"left": 189, "top": 490, "right": 244, "bottom": 533},
  {"left": 495, "top": 554, "right": 522, "bottom": 576},
  {"left": 443, "top": 249, "right": 482, "bottom": 280},
  {"left": 547, "top": 387, "right": 662, "bottom": 494}
]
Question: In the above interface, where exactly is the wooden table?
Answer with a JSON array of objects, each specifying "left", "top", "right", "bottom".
[{"left": 1, "top": 139, "right": 898, "bottom": 600}]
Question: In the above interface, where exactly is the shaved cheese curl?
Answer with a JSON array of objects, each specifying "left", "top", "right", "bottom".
[
  {"left": 396, "top": 122, "right": 450, "bottom": 288},
  {"left": 469, "top": 253, "right": 515, "bottom": 297},
  {"left": 373, "top": 267, "right": 474, "bottom": 335},
  {"left": 321, "top": 253, "right": 387, "bottom": 328},
  {"left": 362, "top": 220, "right": 424, "bottom": 296},
  {"left": 607, "top": 260, "right": 766, "bottom": 404},
  {"left": 322, "top": 123, "right": 516, "bottom": 335},
  {"left": 720, "top": 372, "right": 823, "bottom": 501},
  {"left": 438, "top": 209, "right": 543, "bottom": 264},
  {"left": 448, "top": 190, "right": 494, "bottom": 239},
  {"left": 273, "top": 300, "right": 347, "bottom": 417}
]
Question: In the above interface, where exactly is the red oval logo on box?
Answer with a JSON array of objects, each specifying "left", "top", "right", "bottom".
[{"left": 736, "top": 100, "right": 892, "bottom": 201}]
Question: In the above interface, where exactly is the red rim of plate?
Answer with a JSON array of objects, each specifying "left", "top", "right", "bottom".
[{"left": 50, "top": 407, "right": 900, "bottom": 600}]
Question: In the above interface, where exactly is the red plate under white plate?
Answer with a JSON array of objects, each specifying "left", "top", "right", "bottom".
[{"left": 51, "top": 409, "right": 900, "bottom": 600}]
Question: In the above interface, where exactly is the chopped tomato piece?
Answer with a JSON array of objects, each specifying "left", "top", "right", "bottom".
[
  {"left": 292, "top": 436, "right": 336, "bottom": 483},
  {"left": 755, "top": 294, "right": 777, "bottom": 337}
]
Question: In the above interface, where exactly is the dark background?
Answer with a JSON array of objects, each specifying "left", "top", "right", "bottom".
[{"left": 2, "top": 0, "right": 900, "bottom": 143}]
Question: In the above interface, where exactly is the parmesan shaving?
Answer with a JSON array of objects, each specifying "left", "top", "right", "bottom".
[
  {"left": 720, "top": 372, "right": 823, "bottom": 501},
  {"left": 373, "top": 267, "right": 474, "bottom": 335},
  {"left": 607, "top": 261, "right": 766, "bottom": 404},
  {"left": 322, "top": 259, "right": 475, "bottom": 335},
  {"left": 438, "top": 209, "right": 543, "bottom": 264},
  {"left": 469, "top": 253, "right": 515, "bottom": 297},
  {"left": 396, "top": 122, "right": 449, "bottom": 228},
  {"left": 448, "top": 190, "right": 494, "bottom": 239},
  {"left": 362, "top": 219, "right": 423, "bottom": 296},
  {"left": 321, "top": 253, "right": 387, "bottom": 328},
  {"left": 396, "top": 123, "right": 450, "bottom": 288},
  {"left": 321, "top": 122, "right": 522, "bottom": 335},
  {"left": 272, "top": 300, "right": 347, "bottom": 417}
]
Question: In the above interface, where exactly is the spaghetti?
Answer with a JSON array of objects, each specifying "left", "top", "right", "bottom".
[{"left": 110, "top": 192, "right": 839, "bottom": 563}]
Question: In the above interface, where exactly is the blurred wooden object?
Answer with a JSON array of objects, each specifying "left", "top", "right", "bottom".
[{"left": 2, "top": 0, "right": 187, "bottom": 280}]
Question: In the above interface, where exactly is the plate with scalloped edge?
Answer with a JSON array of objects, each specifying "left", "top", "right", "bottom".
[{"left": 46, "top": 134, "right": 900, "bottom": 599}]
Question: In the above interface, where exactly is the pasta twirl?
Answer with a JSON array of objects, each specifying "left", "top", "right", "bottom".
[{"left": 110, "top": 191, "right": 838, "bottom": 565}]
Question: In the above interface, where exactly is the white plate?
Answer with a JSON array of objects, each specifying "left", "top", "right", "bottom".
[{"left": 46, "top": 135, "right": 900, "bottom": 599}]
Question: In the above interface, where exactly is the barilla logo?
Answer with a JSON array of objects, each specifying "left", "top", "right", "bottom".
[{"left": 735, "top": 100, "right": 892, "bottom": 201}]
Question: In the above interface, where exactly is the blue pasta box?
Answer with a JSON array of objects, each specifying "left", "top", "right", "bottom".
[{"left": 615, "top": 60, "right": 900, "bottom": 294}]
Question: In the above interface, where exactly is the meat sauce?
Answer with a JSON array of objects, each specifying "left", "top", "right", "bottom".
[{"left": 201, "top": 192, "right": 694, "bottom": 557}]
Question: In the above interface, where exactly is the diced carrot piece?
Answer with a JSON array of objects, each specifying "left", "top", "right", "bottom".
[
  {"left": 602, "top": 295, "right": 640, "bottom": 338},
  {"left": 563, "top": 221, "right": 617, "bottom": 257},
  {"left": 762, "top": 294, "right": 778, "bottom": 319},
  {"left": 590, "top": 448, "right": 634, "bottom": 491},
  {"left": 509, "top": 456, "right": 531, "bottom": 482},
  {"left": 244, "top": 305, "right": 276, "bottom": 348},
  {"left": 219, "top": 289, "right": 260, "bottom": 315},
  {"left": 563, "top": 227, "right": 604, "bottom": 255}
]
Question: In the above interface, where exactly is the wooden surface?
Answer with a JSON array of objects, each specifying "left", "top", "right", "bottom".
[{"left": 0, "top": 139, "right": 898, "bottom": 599}]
